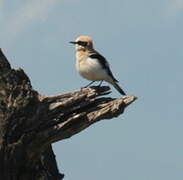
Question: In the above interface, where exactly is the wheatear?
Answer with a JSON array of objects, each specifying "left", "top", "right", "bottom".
[{"left": 70, "top": 36, "right": 126, "bottom": 96}]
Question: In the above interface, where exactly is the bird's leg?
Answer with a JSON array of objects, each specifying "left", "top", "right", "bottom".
[
  {"left": 98, "top": 80, "right": 103, "bottom": 87},
  {"left": 83, "top": 81, "right": 95, "bottom": 88}
]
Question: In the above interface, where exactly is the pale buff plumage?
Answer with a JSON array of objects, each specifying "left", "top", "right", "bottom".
[
  {"left": 70, "top": 36, "right": 126, "bottom": 95},
  {"left": 75, "top": 36, "right": 112, "bottom": 82}
]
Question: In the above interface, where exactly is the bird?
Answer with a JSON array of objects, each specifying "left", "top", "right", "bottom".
[{"left": 69, "top": 35, "right": 126, "bottom": 96}]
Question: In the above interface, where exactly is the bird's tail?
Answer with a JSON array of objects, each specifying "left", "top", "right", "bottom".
[{"left": 111, "top": 81, "right": 126, "bottom": 96}]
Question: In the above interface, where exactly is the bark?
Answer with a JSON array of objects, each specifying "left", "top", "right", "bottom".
[{"left": 0, "top": 49, "right": 137, "bottom": 180}]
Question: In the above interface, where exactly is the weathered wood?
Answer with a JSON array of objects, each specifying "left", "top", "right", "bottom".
[{"left": 0, "top": 49, "right": 137, "bottom": 179}]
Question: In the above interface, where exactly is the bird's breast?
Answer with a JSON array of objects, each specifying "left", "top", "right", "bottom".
[{"left": 76, "top": 55, "right": 109, "bottom": 81}]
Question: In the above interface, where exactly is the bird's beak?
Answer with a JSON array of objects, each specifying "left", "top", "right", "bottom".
[{"left": 69, "top": 41, "right": 77, "bottom": 44}]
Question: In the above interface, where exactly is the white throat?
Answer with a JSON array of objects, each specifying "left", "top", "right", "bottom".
[{"left": 75, "top": 44, "right": 85, "bottom": 51}]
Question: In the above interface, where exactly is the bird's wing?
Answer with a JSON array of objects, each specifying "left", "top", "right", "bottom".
[{"left": 89, "top": 52, "right": 118, "bottom": 82}]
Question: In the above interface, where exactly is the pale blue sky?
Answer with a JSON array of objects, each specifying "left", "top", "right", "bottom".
[{"left": 1, "top": 0, "right": 183, "bottom": 179}]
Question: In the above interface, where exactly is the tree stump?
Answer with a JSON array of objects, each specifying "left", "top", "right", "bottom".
[{"left": 0, "top": 49, "right": 137, "bottom": 180}]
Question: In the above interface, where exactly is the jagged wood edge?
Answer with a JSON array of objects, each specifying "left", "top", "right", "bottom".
[{"left": 27, "top": 86, "right": 137, "bottom": 158}]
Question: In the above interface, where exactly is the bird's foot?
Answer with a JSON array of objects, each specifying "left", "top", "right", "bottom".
[
  {"left": 97, "top": 80, "right": 103, "bottom": 87},
  {"left": 81, "top": 81, "right": 96, "bottom": 89}
]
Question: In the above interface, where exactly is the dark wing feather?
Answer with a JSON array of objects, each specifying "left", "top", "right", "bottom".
[{"left": 89, "top": 53, "right": 118, "bottom": 82}]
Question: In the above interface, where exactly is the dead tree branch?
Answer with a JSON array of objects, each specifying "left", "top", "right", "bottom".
[{"left": 0, "top": 49, "right": 137, "bottom": 180}]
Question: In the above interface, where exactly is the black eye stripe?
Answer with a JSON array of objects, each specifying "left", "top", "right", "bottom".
[{"left": 77, "top": 41, "right": 88, "bottom": 46}]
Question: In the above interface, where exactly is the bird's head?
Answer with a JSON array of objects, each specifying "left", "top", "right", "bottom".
[{"left": 69, "top": 36, "right": 93, "bottom": 51}]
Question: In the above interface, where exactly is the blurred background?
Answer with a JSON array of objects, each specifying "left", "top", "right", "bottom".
[{"left": 1, "top": 0, "right": 183, "bottom": 179}]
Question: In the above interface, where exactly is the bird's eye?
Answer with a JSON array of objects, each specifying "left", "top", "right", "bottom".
[{"left": 77, "top": 41, "right": 88, "bottom": 47}]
